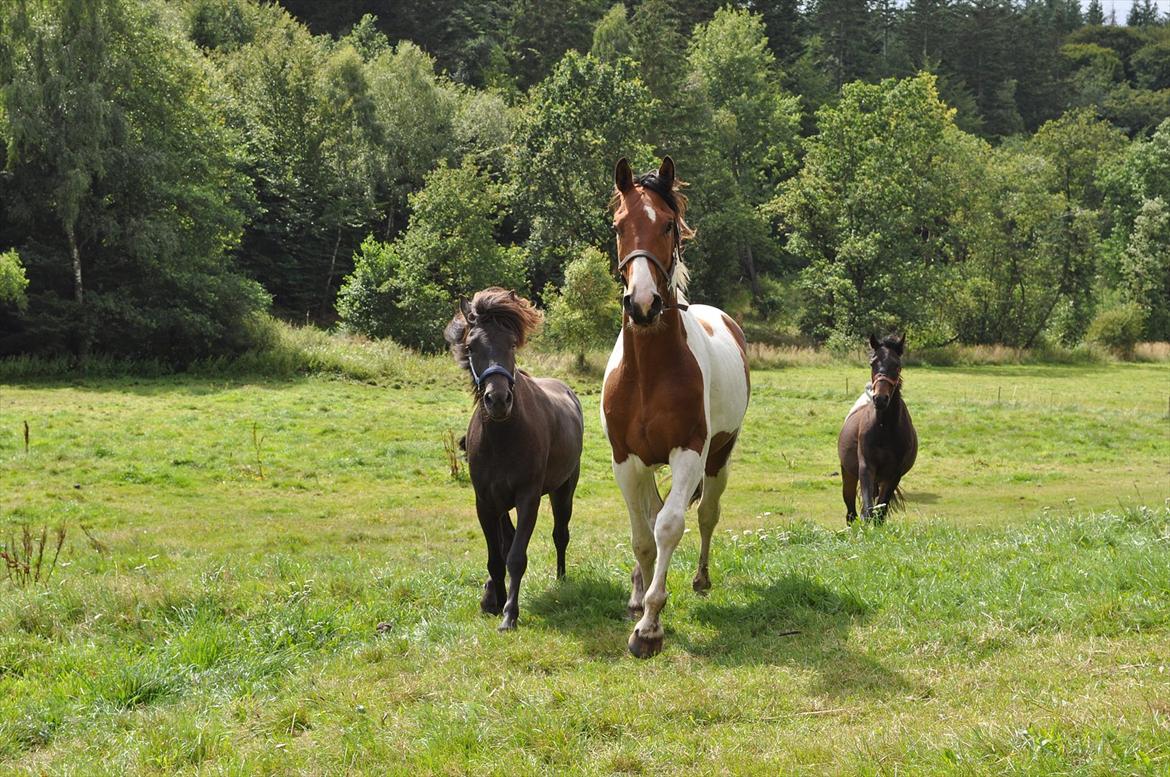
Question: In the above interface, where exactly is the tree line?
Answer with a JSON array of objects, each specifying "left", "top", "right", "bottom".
[{"left": 1, "top": 0, "right": 1168, "bottom": 363}]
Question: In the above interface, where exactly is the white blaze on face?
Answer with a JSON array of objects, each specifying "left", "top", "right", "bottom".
[
  {"left": 643, "top": 203, "right": 657, "bottom": 224},
  {"left": 627, "top": 255, "right": 658, "bottom": 317}
]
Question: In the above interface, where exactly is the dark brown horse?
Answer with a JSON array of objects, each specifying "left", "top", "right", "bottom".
[
  {"left": 445, "top": 288, "right": 584, "bottom": 630},
  {"left": 838, "top": 334, "right": 917, "bottom": 524}
]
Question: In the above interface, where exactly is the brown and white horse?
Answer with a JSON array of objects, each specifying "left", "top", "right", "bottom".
[{"left": 601, "top": 157, "right": 750, "bottom": 658}]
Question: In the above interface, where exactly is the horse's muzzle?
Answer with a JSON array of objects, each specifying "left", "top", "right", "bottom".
[
  {"left": 483, "top": 386, "right": 513, "bottom": 421},
  {"left": 623, "top": 292, "right": 663, "bottom": 327}
]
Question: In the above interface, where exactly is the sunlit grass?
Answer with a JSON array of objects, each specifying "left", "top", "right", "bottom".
[{"left": 0, "top": 360, "right": 1167, "bottom": 773}]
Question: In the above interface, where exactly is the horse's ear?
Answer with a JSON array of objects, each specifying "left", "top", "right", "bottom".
[
  {"left": 615, "top": 157, "right": 634, "bottom": 193},
  {"left": 868, "top": 333, "right": 880, "bottom": 352},
  {"left": 895, "top": 333, "right": 906, "bottom": 354},
  {"left": 459, "top": 297, "right": 475, "bottom": 324},
  {"left": 658, "top": 156, "right": 675, "bottom": 188}
]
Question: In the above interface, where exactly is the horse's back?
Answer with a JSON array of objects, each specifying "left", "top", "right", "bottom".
[
  {"left": 532, "top": 376, "right": 584, "bottom": 441},
  {"left": 531, "top": 376, "right": 585, "bottom": 488}
]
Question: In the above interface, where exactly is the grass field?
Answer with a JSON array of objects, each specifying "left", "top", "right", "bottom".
[{"left": 0, "top": 359, "right": 1167, "bottom": 774}]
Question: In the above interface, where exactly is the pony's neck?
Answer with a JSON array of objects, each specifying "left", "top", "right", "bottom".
[{"left": 875, "top": 391, "right": 903, "bottom": 428}]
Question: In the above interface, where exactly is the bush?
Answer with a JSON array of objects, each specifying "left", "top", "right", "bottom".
[
  {"left": 541, "top": 247, "right": 621, "bottom": 366},
  {"left": 0, "top": 250, "right": 29, "bottom": 311},
  {"left": 336, "top": 163, "right": 524, "bottom": 351},
  {"left": 1087, "top": 303, "right": 1146, "bottom": 357}
]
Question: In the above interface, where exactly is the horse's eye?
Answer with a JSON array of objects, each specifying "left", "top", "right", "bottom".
[{"left": 664, "top": 220, "right": 674, "bottom": 235}]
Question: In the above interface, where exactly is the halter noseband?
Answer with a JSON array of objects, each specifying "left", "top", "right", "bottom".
[
  {"left": 469, "top": 358, "right": 514, "bottom": 390},
  {"left": 616, "top": 219, "right": 687, "bottom": 311},
  {"left": 865, "top": 373, "right": 902, "bottom": 401}
]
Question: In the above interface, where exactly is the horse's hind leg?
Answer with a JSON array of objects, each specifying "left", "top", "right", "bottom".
[
  {"left": 550, "top": 466, "right": 579, "bottom": 580},
  {"left": 499, "top": 491, "right": 541, "bottom": 631},
  {"left": 842, "top": 468, "right": 858, "bottom": 525},
  {"left": 693, "top": 465, "right": 729, "bottom": 594}
]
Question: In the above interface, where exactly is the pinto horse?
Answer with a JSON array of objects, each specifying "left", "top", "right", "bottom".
[
  {"left": 601, "top": 157, "right": 750, "bottom": 658},
  {"left": 838, "top": 334, "right": 917, "bottom": 524},
  {"left": 445, "top": 288, "right": 584, "bottom": 631}
]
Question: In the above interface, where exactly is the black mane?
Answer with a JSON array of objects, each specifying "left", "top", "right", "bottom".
[{"left": 634, "top": 171, "right": 681, "bottom": 215}]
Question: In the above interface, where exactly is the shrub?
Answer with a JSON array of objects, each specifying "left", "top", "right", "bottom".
[
  {"left": 0, "top": 251, "right": 29, "bottom": 311},
  {"left": 337, "top": 163, "right": 524, "bottom": 351},
  {"left": 1087, "top": 303, "right": 1146, "bottom": 358},
  {"left": 541, "top": 247, "right": 621, "bottom": 366}
]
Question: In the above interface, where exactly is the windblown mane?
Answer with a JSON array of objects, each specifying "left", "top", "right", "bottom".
[
  {"left": 444, "top": 287, "right": 543, "bottom": 372},
  {"left": 609, "top": 169, "right": 696, "bottom": 298},
  {"left": 873, "top": 334, "right": 905, "bottom": 361}
]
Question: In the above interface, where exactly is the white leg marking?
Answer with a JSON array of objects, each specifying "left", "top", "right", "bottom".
[
  {"left": 635, "top": 447, "right": 704, "bottom": 640},
  {"left": 613, "top": 456, "right": 660, "bottom": 605}
]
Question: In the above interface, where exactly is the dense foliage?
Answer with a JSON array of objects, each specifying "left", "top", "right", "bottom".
[
  {"left": 541, "top": 246, "right": 622, "bottom": 366},
  {"left": 3, "top": 0, "right": 1170, "bottom": 362}
]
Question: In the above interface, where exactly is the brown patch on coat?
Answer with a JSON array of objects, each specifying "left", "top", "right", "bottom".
[
  {"left": 721, "top": 314, "right": 750, "bottom": 392},
  {"left": 699, "top": 319, "right": 714, "bottom": 335},
  {"left": 704, "top": 430, "right": 738, "bottom": 476},
  {"left": 603, "top": 311, "right": 706, "bottom": 466}
]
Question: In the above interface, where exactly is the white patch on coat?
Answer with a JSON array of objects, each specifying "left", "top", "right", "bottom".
[
  {"left": 846, "top": 385, "right": 873, "bottom": 420},
  {"left": 643, "top": 202, "right": 657, "bottom": 224}
]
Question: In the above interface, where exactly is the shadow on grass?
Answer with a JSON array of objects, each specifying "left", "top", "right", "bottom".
[
  {"left": 680, "top": 575, "right": 912, "bottom": 697},
  {"left": 526, "top": 568, "right": 630, "bottom": 658},
  {"left": 530, "top": 568, "right": 912, "bottom": 696}
]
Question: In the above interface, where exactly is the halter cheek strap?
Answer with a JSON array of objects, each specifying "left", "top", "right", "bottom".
[
  {"left": 469, "top": 360, "right": 515, "bottom": 389},
  {"left": 616, "top": 221, "right": 688, "bottom": 311}
]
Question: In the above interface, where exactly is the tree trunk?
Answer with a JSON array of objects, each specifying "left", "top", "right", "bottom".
[
  {"left": 741, "top": 243, "right": 763, "bottom": 305},
  {"left": 65, "top": 222, "right": 90, "bottom": 362},
  {"left": 321, "top": 226, "right": 342, "bottom": 316}
]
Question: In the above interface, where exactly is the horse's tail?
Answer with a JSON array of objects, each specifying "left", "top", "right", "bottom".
[{"left": 888, "top": 486, "right": 904, "bottom": 512}]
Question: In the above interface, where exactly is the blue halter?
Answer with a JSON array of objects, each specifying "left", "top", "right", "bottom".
[{"left": 469, "top": 358, "right": 515, "bottom": 389}]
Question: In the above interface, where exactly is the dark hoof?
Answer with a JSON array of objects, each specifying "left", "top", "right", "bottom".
[
  {"left": 627, "top": 629, "right": 663, "bottom": 658},
  {"left": 498, "top": 617, "right": 517, "bottom": 632},
  {"left": 375, "top": 621, "right": 393, "bottom": 634},
  {"left": 692, "top": 572, "right": 711, "bottom": 594},
  {"left": 846, "top": 514, "right": 856, "bottom": 526},
  {"left": 480, "top": 581, "right": 502, "bottom": 616}
]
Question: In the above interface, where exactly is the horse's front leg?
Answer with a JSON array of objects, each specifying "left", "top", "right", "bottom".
[
  {"left": 874, "top": 474, "right": 902, "bottom": 525},
  {"left": 630, "top": 448, "right": 704, "bottom": 658},
  {"left": 499, "top": 491, "right": 541, "bottom": 631},
  {"left": 858, "top": 459, "right": 877, "bottom": 522},
  {"left": 475, "top": 501, "right": 506, "bottom": 616},
  {"left": 614, "top": 457, "right": 661, "bottom": 620}
]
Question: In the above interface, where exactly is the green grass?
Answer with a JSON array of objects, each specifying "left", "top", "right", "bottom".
[{"left": 0, "top": 360, "right": 1167, "bottom": 774}]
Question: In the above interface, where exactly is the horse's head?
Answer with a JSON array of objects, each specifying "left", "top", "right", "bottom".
[
  {"left": 868, "top": 333, "right": 906, "bottom": 412},
  {"left": 444, "top": 288, "right": 542, "bottom": 422},
  {"left": 612, "top": 156, "right": 693, "bottom": 328}
]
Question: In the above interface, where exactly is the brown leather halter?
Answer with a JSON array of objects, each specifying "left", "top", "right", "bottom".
[
  {"left": 616, "top": 219, "right": 688, "bottom": 312},
  {"left": 866, "top": 372, "right": 903, "bottom": 400}
]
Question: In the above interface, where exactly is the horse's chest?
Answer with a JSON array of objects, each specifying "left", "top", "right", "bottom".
[{"left": 603, "top": 371, "right": 706, "bottom": 466}]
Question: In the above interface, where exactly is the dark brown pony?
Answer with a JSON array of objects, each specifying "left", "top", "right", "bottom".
[
  {"left": 838, "top": 334, "right": 917, "bottom": 524},
  {"left": 444, "top": 288, "right": 584, "bottom": 630}
]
